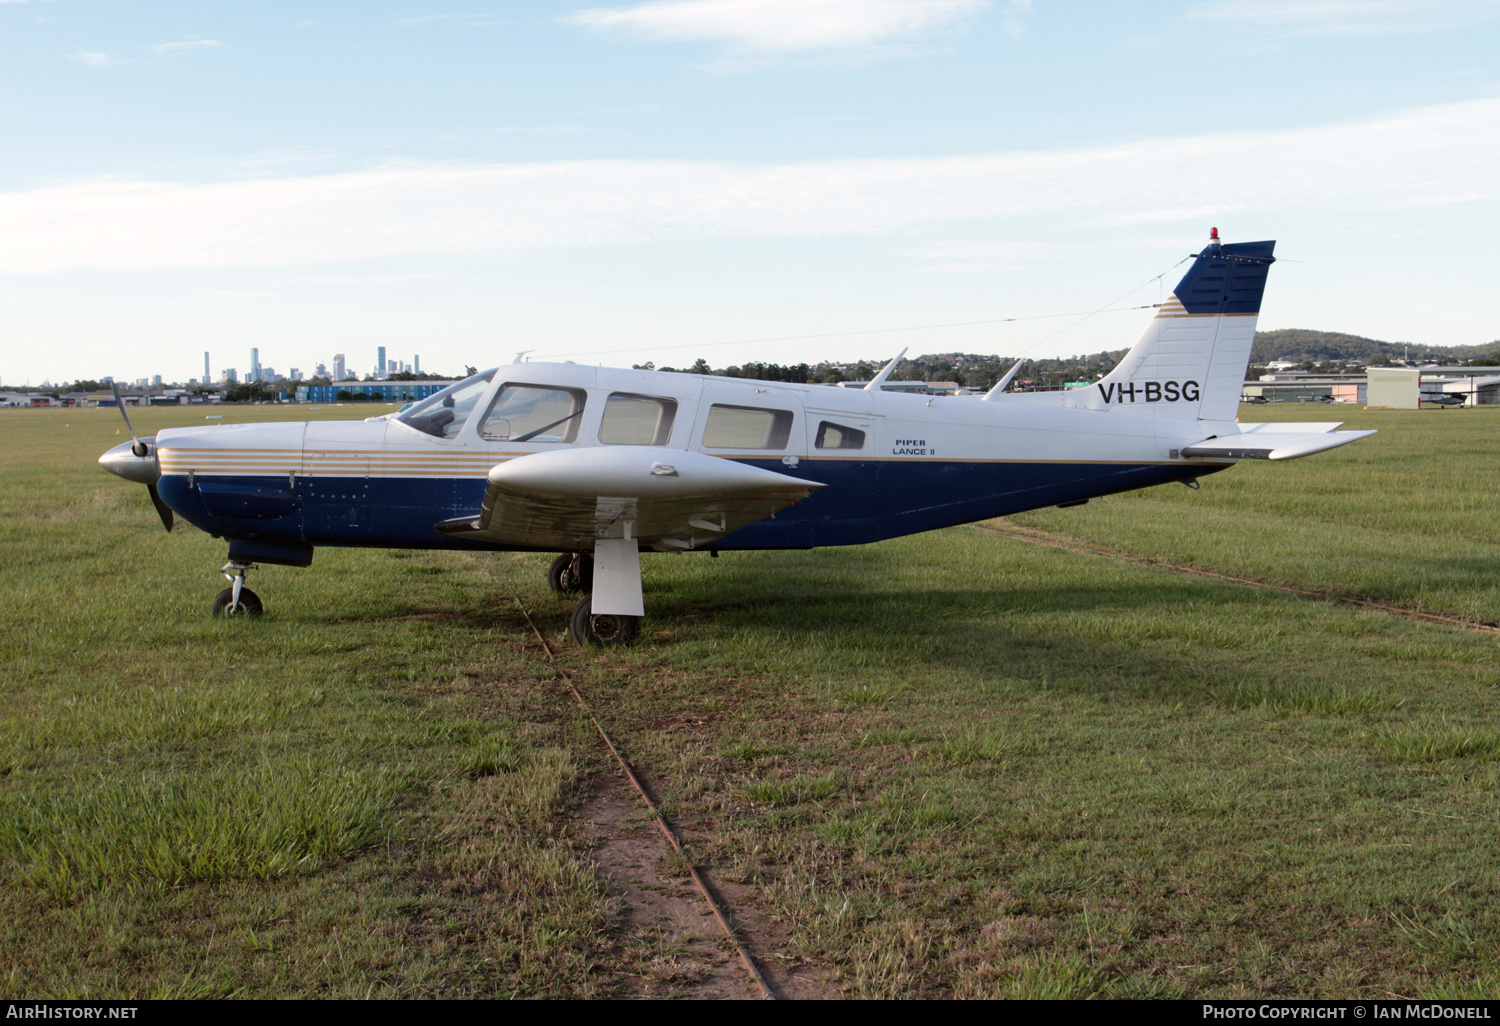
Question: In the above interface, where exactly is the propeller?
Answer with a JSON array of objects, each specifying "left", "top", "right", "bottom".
[
  {"left": 111, "top": 381, "right": 148, "bottom": 457},
  {"left": 106, "top": 383, "right": 174, "bottom": 532}
]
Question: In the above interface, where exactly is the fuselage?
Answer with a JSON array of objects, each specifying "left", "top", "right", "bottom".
[{"left": 149, "top": 362, "right": 1229, "bottom": 561}]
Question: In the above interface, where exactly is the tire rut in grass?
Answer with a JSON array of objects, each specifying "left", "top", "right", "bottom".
[
  {"left": 580, "top": 768, "right": 839, "bottom": 999},
  {"left": 974, "top": 520, "right": 1500, "bottom": 634}
]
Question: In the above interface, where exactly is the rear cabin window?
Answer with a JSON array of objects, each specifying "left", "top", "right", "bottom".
[
  {"left": 815, "top": 421, "right": 866, "bottom": 450},
  {"left": 479, "top": 384, "right": 586, "bottom": 443},
  {"left": 702, "top": 404, "right": 793, "bottom": 450},
  {"left": 598, "top": 393, "right": 677, "bottom": 446}
]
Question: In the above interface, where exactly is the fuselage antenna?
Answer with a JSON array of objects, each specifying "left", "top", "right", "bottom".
[{"left": 864, "top": 348, "right": 908, "bottom": 392}]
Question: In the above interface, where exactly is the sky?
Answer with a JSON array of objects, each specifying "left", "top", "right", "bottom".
[{"left": 2, "top": 0, "right": 1498, "bottom": 387}]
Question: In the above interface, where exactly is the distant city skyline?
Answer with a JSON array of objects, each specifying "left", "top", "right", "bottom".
[{"left": 14, "top": 344, "right": 431, "bottom": 390}]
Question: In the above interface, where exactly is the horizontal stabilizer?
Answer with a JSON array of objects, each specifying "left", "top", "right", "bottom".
[{"left": 1181, "top": 430, "right": 1376, "bottom": 461}]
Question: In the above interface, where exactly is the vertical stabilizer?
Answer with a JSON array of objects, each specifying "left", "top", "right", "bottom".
[{"left": 1058, "top": 232, "right": 1275, "bottom": 422}]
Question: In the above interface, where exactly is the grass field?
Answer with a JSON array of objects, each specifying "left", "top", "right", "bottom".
[{"left": 1, "top": 402, "right": 1498, "bottom": 998}]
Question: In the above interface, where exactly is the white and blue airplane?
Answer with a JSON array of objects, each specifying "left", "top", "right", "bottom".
[{"left": 101, "top": 231, "right": 1374, "bottom": 646}]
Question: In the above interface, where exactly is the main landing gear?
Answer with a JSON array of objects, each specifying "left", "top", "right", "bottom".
[
  {"left": 570, "top": 597, "right": 640, "bottom": 647},
  {"left": 555, "top": 542, "right": 643, "bottom": 649},
  {"left": 212, "top": 560, "right": 263, "bottom": 618}
]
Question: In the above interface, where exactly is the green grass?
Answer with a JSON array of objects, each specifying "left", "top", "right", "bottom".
[
  {"left": 3, "top": 402, "right": 1500, "bottom": 998},
  {"left": 1011, "top": 404, "right": 1500, "bottom": 624}
]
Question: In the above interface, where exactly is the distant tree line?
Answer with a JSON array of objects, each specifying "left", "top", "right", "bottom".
[
  {"left": 636, "top": 351, "right": 1126, "bottom": 390},
  {"left": 622, "top": 328, "right": 1499, "bottom": 392},
  {"left": 1251, "top": 329, "right": 1499, "bottom": 366}
]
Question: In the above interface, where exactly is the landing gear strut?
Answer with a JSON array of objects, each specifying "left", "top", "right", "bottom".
[
  {"left": 212, "top": 560, "right": 264, "bottom": 617},
  {"left": 548, "top": 552, "right": 594, "bottom": 595}
]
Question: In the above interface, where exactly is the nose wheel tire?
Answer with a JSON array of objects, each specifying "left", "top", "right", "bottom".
[
  {"left": 548, "top": 553, "right": 594, "bottom": 595},
  {"left": 570, "top": 596, "right": 639, "bottom": 647},
  {"left": 212, "top": 586, "right": 264, "bottom": 618}
]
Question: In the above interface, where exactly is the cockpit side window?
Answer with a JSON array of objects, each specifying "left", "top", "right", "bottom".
[
  {"left": 599, "top": 393, "right": 677, "bottom": 446},
  {"left": 480, "top": 384, "right": 587, "bottom": 443},
  {"left": 815, "top": 421, "right": 866, "bottom": 450},
  {"left": 395, "top": 370, "right": 496, "bottom": 439},
  {"left": 702, "top": 404, "right": 793, "bottom": 450}
]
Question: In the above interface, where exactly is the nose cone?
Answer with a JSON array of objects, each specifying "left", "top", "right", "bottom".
[{"left": 99, "top": 439, "right": 160, "bottom": 484}]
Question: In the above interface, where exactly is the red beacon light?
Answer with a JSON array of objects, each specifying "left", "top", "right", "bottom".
[{"left": 1209, "top": 227, "right": 1220, "bottom": 240}]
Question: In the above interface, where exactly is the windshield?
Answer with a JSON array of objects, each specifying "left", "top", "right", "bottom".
[{"left": 394, "top": 369, "right": 497, "bottom": 439}]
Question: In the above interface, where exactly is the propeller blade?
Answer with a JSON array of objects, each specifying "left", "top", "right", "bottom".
[
  {"left": 109, "top": 382, "right": 148, "bottom": 456},
  {"left": 147, "top": 482, "right": 175, "bottom": 533}
]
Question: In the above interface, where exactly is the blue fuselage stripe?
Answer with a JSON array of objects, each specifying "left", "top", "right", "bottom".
[{"left": 157, "top": 457, "right": 1216, "bottom": 552}]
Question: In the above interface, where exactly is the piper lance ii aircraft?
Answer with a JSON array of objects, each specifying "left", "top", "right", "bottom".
[{"left": 101, "top": 230, "right": 1375, "bottom": 646}]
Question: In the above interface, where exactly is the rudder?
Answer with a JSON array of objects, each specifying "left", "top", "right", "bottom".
[{"left": 1067, "top": 232, "right": 1276, "bottom": 422}]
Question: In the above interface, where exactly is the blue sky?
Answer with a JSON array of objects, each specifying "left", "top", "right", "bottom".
[{"left": 2, "top": 0, "right": 1498, "bottom": 385}]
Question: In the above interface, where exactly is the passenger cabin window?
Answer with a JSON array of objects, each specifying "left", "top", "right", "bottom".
[
  {"left": 702, "top": 404, "right": 793, "bottom": 450},
  {"left": 479, "top": 384, "right": 586, "bottom": 443},
  {"left": 395, "top": 370, "right": 496, "bottom": 439},
  {"left": 815, "top": 421, "right": 866, "bottom": 450},
  {"left": 599, "top": 393, "right": 677, "bottom": 446}
]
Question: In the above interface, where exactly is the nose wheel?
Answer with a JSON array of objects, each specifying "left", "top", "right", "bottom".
[
  {"left": 548, "top": 552, "right": 594, "bottom": 594},
  {"left": 213, "top": 560, "right": 264, "bottom": 617}
]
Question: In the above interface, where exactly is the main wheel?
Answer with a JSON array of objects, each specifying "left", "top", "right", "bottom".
[
  {"left": 548, "top": 552, "right": 593, "bottom": 595},
  {"left": 570, "top": 595, "right": 640, "bottom": 647},
  {"left": 212, "top": 586, "right": 264, "bottom": 618}
]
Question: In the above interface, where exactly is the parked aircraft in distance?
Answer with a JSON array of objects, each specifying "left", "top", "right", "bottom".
[
  {"left": 101, "top": 230, "right": 1376, "bottom": 646},
  {"left": 1424, "top": 392, "right": 1471, "bottom": 407}
]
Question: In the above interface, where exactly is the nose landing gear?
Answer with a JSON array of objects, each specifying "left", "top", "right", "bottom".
[
  {"left": 548, "top": 552, "right": 594, "bottom": 595},
  {"left": 212, "top": 560, "right": 264, "bottom": 617}
]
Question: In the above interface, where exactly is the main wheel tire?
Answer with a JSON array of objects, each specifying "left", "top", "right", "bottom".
[
  {"left": 548, "top": 553, "right": 593, "bottom": 595},
  {"left": 570, "top": 595, "right": 640, "bottom": 647},
  {"left": 211, "top": 586, "right": 264, "bottom": 618}
]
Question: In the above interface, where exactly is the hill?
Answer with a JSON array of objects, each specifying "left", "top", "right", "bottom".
[{"left": 1252, "top": 329, "right": 1499, "bottom": 365}]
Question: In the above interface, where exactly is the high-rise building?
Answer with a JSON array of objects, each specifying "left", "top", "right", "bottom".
[
  {"left": 333, "top": 354, "right": 346, "bottom": 381},
  {"left": 222, "top": 369, "right": 237, "bottom": 383},
  {"left": 152, "top": 374, "right": 162, "bottom": 387},
  {"left": 414, "top": 354, "right": 420, "bottom": 374},
  {"left": 315, "top": 362, "right": 328, "bottom": 379},
  {"left": 250, "top": 348, "right": 261, "bottom": 383},
  {"left": 376, "top": 346, "right": 386, "bottom": 380},
  {"left": 204, "top": 351, "right": 210, "bottom": 383},
  {"left": 289, "top": 368, "right": 300, "bottom": 381}
]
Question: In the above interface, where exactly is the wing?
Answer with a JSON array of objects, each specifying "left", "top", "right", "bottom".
[{"left": 434, "top": 446, "right": 823, "bottom": 551}]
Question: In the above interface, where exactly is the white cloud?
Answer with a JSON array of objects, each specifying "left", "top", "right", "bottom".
[
  {"left": 68, "top": 50, "right": 123, "bottom": 68},
  {"left": 1189, "top": 0, "right": 1499, "bottom": 36},
  {"left": 566, "top": 0, "right": 990, "bottom": 53},
  {"left": 2, "top": 97, "right": 1497, "bottom": 274},
  {"left": 152, "top": 39, "right": 221, "bottom": 53},
  {"left": 391, "top": 13, "right": 491, "bottom": 28}
]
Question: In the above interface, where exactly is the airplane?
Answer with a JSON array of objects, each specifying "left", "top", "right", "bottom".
[
  {"left": 100, "top": 229, "right": 1376, "bottom": 647},
  {"left": 1422, "top": 391, "right": 1472, "bottom": 407}
]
